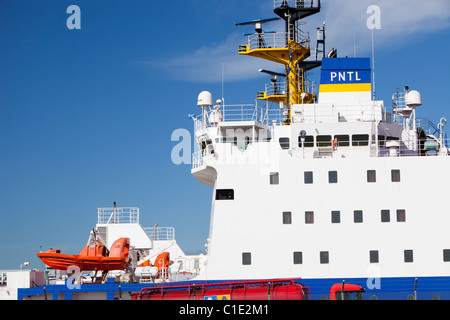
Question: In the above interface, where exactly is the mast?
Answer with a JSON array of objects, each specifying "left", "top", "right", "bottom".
[{"left": 237, "top": 0, "right": 322, "bottom": 125}]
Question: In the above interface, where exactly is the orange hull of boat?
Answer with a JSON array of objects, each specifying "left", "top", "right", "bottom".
[
  {"left": 37, "top": 237, "right": 130, "bottom": 271},
  {"left": 36, "top": 253, "right": 129, "bottom": 271}
]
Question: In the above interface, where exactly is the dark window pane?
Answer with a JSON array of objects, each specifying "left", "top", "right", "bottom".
[
  {"left": 293, "top": 252, "right": 303, "bottom": 264},
  {"left": 352, "top": 134, "right": 369, "bottom": 146},
  {"left": 242, "top": 252, "right": 251, "bottom": 265},
  {"left": 304, "top": 171, "right": 313, "bottom": 184},
  {"left": 443, "top": 250, "right": 450, "bottom": 262},
  {"left": 370, "top": 250, "right": 379, "bottom": 263},
  {"left": 320, "top": 251, "right": 329, "bottom": 264},
  {"left": 367, "top": 170, "right": 376, "bottom": 183},
  {"left": 391, "top": 170, "right": 401, "bottom": 182},
  {"left": 216, "top": 189, "right": 234, "bottom": 200},
  {"left": 279, "top": 137, "right": 290, "bottom": 150},
  {"left": 298, "top": 135, "right": 314, "bottom": 148},
  {"left": 397, "top": 209, "right": 406, "bottom": 222},
  {"left": 283, "top": 211, "right": 292, "bottom": 224},
  {"left": 305, "top": 211, "right": 314, "bottom": 224},
  {"left": 270, "top": 172, "right": 279, "bottom": 185},
  {"left": 331, "top": 211, "right": 340, "bottom": 223},
  {"left": 404, "top": 250, "right": 413, "bottom": 263},
  {"left": 381, "top": 210, "right": 390, "bottom": 222},
  {"left": 317, "top": 135, "right": 332, "bottom": 147},
  {"left": 354, "top": 210, "right": 363, "bottom": 223},
  {"left": 334, "top": 135, "right": 350, "bottom": 147},
  {"left": 329, "top": 171, "right": 338, "bottom": 183}
]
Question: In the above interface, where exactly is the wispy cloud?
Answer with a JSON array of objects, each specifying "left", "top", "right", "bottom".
[
  {"left": 150, "top": 0, "right": 450, "bottom": 83},
  {"left": 307, "top": 0, "right": 450, "bottom": 57},
  {"left": 149, "top": 32, "right": 280, "bottom": 83}
]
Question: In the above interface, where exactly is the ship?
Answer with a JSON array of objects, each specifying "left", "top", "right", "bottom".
[{"left": 13, "top": 0, "right": 450, "bottom": 301}]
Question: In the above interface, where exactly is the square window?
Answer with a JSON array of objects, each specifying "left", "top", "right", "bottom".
[
  {"left": 216, "top": 189, "right": 234, "bottom": 200},
  {"left": 443, "top": 250, "right": 450, "bottom": 262},
  {"left": 283, "top": 211, "right": 292, "bottom": 224},
  {"left": 298, "top": 135, "right": 314, "bottom": 148},
  {"left": 391, "top": 170, "right": 401, "bottom": 182},
  {"left": 331, "top": 211, "right": 340, "bottom": 223},
  {"left": 367, "top": 170, "right": 376, "bottom": 183},
  {"left": 397, "top": 209, "right": 406, "bottom": 222},
  {"left": 242, "top": 252, "right": 251, "bottom": 265},
  {"left": 305, "top": 211, "right": 314, "bottom": 224},
  {"left": 304, "top": 171, "right": 313, "bottom": 184},
  {"left": 320, "top": 251, "right": 329, "bottom": 264},
  {"left": 404, "top": 250, "right": 413, "bottom": 263},
  {"left": 354, "top": 210, "right": 363, "bottom": 223},
  {"left": 270, "top": 172, "right": 279, "bottom": 185},
  {"left": 334, "top": 135, "right": 350, "bottom": 147},
  {"left": 279, "top": 137, "right": 290, "bottom": 150},
  {"left": 370, "top": 250, "right": 379, "bottom": 263},
  {"left": 293, "top": 252, "right": 303, "bottom": 264},
  {"left": 352, "top": 134, "right": 369, "bottom": 146},
  {"left": 381, "top": 210, "right": 390, "bottom": 222},
  {"left": 329, "top": 171, "right": 338, "bottom": 183},
  {"left": 317, "top": 135, "right": 332, "bottom": 147}
]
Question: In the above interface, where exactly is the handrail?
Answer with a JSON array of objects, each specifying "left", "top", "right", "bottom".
[
  {"left": 245, "top": 31, "right": 310, "bottom": 51},
  {"left": 274, "top": 0, "right": 320, "bottom": 9}
]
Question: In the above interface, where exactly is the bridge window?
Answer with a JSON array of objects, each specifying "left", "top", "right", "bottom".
[
  {"left": 317, "top": 135, "right": 332, "bottom": 147},
  {"left": 352, "top": 134, "right": 369, "bottom": 146},
  {"left": 298, "top": 135, "right": 314, "bottom": 148},
  {"left": 216, "top": 189, "right": 234, "bottom": 200},
  {"left": 334, "top": 135, "right": 350, "bottom": 147}
]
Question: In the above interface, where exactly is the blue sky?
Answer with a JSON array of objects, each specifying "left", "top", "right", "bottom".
[{"left": 0, "top": 0, "right": 449, "bottom": 270}]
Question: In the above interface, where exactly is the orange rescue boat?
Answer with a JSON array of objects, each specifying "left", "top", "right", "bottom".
[{"left": 37, "top": 237, "right": 130, "bottom": 271}]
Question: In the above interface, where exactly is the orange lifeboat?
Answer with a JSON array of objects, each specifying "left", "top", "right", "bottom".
[
  {"left": 37, "top": 238, "right": 130, "bottom": 271},
  {"left": 153, "top": 252, "right": 170, "bottom": 277}
]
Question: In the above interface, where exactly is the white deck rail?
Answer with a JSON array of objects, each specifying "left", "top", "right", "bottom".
[{"left": 97, "top": 207, "right": 140, "bottom": 224}]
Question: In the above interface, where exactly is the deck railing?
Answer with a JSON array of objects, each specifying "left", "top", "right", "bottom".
[{"left": 97, "top": 207, "right": 140, "bottom": 224}]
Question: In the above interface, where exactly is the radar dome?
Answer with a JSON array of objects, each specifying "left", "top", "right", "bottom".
[
  {"left": 197, "top": 91, "right": 213, "bottom": 107},
  {"left": 406, "top": 90, "right": 422, "bottom": 107}
]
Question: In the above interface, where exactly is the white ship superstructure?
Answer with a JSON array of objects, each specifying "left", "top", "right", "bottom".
[
  {"left": 190, "top": 0, "right": 450, "bottom": 296},
  {"left": 16, "top": 0, "right": 450, "bottom": 301}
]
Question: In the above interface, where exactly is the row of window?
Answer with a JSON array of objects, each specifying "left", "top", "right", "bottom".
[
  {"left": 280, "top": 134, "right": 399, "bottom": 150},
  {"left": 242, "top": 249, "right": 450, "bottom": 265},
  {"left": 282, "top": 209, "right": 406, "bottom": 224},
  {"left": 216, "top": 168, "right": 401, "bottom": 200},
  {"left": 270, "top": 169, "right": 401, "bottom": 185}
]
